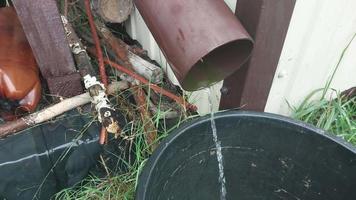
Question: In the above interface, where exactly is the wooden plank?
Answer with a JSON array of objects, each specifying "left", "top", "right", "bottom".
[
  {"left": 12, "top": 0, "right": 83, "bottom": 97},
  {"left": 220, "top": 0, "right": 296, "bottom": 111}
]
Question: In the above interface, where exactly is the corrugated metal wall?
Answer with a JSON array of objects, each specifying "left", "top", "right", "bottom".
[{"left": 127, "top": 0, "right": 356, "bottom": 116}]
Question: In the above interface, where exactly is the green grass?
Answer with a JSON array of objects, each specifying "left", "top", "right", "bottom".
[
  {"left": 291, "top": 90, "right": 356, "bottom": 145},
  {"left": 291, "top": 33, "right": 356, "bottom": 145},
  {"left": 54, "top": 174, "right": 135, "bottom": 200},
  {"left": 54, "top": 91, "right": 193, "bottom": 200}
]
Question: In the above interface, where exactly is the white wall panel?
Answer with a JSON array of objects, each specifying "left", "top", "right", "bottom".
[{"left": 265, "top": 0, "right": 356, "bottom": 115}]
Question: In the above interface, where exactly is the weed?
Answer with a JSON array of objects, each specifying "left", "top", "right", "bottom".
[
  {"left": 292, "top": 91, "right": 355, "bottom": 145},
  {"left": 54, "top": 104, "right": 192, "bottom": 200},
  {"left": 291, "top": 33, "right": 356, "bottom": 145}
]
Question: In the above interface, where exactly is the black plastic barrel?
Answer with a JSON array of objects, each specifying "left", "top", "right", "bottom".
[{"left": 136, "top": 111, "right": 356, "bottom": 200}]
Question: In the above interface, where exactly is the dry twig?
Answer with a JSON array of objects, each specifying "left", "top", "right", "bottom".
[
  {"left": 132, "top": 86, "right": 158, "bottom": 150},
  {"left": 0, "top": 81, "right": 129, "bottom": 139},
  {"left": 95, "top": 21, "right": 163, "bottom": 83},
  {"left": 96, "top": 24, "right": 159, "bottom": 149}
]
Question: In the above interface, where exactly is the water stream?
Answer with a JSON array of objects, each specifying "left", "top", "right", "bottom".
[{"left": 208, "top": 87, "right": 227, "bottom": 200}]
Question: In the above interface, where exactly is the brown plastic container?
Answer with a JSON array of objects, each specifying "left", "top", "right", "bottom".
[
  {"left": 134, "top": 0, "right": 253, "bottom": 91},
  {"left": 0, "top": 7, "right": 41, "bottom": 113}
]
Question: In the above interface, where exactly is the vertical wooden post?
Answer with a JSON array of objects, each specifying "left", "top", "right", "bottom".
[
  {"left": 220, "top": 0, "right": 296, "bottom": 111},
  {"left": 12, "top": 0, "right": 83, "bottom": 98}
]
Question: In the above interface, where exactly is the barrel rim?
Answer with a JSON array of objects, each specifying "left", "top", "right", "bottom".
[{"left": 135, "top": 110, "right": 356, "bottom": 199}]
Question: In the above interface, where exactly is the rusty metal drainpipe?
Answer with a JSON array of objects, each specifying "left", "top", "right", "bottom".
[{"left": 133, "top": 0, "right": 253, "bottom": 91}]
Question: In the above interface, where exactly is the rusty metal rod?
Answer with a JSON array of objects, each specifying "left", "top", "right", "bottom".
[{"left": 104, "top": 59, "right": 197, "bottom": 111}]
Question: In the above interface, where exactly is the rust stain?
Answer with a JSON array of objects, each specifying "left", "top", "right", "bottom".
[{"left": 178, "top": 28, "right": 185, "bottom": 40}]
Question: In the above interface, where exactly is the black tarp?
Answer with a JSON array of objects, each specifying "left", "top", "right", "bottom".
[{"left": 0, "top": 111, "right": 101, "bottom": 200}]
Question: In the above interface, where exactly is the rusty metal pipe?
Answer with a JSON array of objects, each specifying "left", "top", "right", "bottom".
[{"left": 134, "top": 0, "right": 253, "bottom": 91}]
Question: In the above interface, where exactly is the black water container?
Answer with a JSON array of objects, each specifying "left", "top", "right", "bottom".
[{"left": 136, "top": 111, "right": 356, "bottom": 200}]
